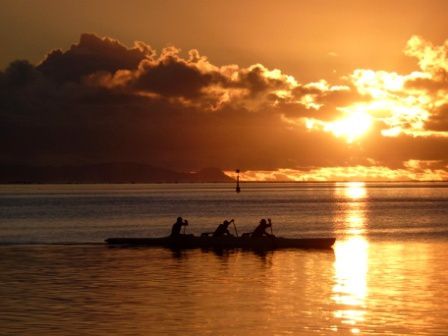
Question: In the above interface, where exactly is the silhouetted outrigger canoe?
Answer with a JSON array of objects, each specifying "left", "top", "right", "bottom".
[{"left": 105, "top": 236, "right": 336, "bottom": 250}]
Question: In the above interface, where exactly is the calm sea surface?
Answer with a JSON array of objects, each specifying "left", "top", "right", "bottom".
[{"left": 0, "top": 182, "right": 447, "bottom": 335}]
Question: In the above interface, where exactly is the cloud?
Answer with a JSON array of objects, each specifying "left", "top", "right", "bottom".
[
  {"left": 1, "top": 33, "right": 448, "bottom": 180},
  {"left": 37, "top": 33, "right": 150, "bottom": 83},
  {"left": 93, "top": 47, "right": 226, "bottom": 99},
  {"left": 425, "top": 103, "right": 448, "bottom": 131},
  {"left": 227, "top": 160, "right": 448, "bottom": 182},
  {"left": 91, "top": 47, "right": 298, "bottom": 110},
  {"left": 404, "top": 35, "right": 448, "bottom": 74}
]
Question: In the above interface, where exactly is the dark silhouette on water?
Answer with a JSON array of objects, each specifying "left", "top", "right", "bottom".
[
  {"left": 251, "top": 218, "right": 275, "bottom": 238},
  {"left": 106, "top": 217, "right": 335, "bottom": 250},
  {"left": 213, "top": 219, "right": 235, "bottom": 237},
  {"left": 170, "top": 217, "right": 189, "bottom": 237},
  {"left": 201, "top": 219, "right": 236, "bottom": 237}
]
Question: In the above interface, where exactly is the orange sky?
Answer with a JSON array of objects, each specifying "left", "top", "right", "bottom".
[
  {"left": 2, "top": 0, "right": 448, "bottom": 81},
  {"left": 1, "top": 1, "right": 448, "bottom": 181}
]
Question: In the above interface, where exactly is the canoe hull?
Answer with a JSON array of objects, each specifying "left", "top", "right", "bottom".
[{"left": 105, "top": 236, "right": 336, "bottom": 250}]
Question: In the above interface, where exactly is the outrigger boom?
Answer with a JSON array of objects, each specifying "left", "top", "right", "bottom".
[{"left": 105, "top": 236, "right": 336, "bottom": 250}]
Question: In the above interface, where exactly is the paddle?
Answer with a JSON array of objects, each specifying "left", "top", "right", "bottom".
[
  {"left": 231, "top": 219, "right": 238, "bottom": 237},
  {"left": 268, "top": 218, "right": 274, "bottom": 237},
  {"left": 182, "top": 219, "right": 188, "bottom": 234}
]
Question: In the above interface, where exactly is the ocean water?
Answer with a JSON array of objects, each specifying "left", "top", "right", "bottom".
[{"left": 1, "top": 182, "right": 447, "bottom": 335}]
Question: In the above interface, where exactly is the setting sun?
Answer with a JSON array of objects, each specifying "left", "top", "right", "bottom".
[{"left": 326, "top": 110, "right": 373, "bottom": 143}]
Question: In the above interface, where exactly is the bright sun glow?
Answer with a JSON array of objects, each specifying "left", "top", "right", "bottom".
[
  {"left": 344, "top": 182, "right": 367, "bottom": 199},
  {"left": 326, "top": 110, "right": 373, "bottom": 143}
]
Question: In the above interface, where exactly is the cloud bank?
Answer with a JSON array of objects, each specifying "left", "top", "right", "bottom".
[{"left": 1, "top": 33, "right": 447, "bottom": 180}]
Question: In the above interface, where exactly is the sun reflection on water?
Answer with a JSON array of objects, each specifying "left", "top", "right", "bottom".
[
  {"left": 335, "top": 182, "right": 368, "bottom": 236},
  {"left": 346, "top": 209, "right": 365, "bottom": 235},
  {"left": 343, "top": 182, "right": 367, "bottom": 199},
  {"left": 333, "top": 182, "right": 369, "bottom": 333}
]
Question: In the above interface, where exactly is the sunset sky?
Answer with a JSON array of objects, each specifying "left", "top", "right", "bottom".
[{"left": 1, "top": 0, "right": 448, "bottom": 181}]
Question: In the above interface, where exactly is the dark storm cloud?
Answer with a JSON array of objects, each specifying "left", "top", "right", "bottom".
[
  {"left": 37, "top": 33, "right": 149, "bottom": 82},
  {"left": 235, "top": 64, "right": 292, "bottom": 96},
  {"left": 91, "top": 48, "right": 294, "bottom": 102},
  {"left": 133, "top": 58, "right": 216, "bottom": 98},
  {"left": 119, "top": 47, "right": 227, "bottom": 99}
]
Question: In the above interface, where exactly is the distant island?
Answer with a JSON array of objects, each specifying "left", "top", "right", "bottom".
[{"left": 0, "top": 163, "right": 234, "bottom": 184}]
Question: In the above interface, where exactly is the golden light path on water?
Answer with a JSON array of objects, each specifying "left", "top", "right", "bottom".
[{"left": 333, "top": 182, "right": 369, "bottom": 334}]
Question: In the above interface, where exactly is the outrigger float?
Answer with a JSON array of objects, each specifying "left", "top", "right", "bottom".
[{"left": 105, "top": 236, "right": 336, "bottom": 250}]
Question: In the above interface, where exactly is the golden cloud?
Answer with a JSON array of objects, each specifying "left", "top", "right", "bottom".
[
  {"left": 227, "top": 160, "right": 448, "bottom": 182},
  {"left": 290, "top": 36, "right": 448, "bottom": 143}
]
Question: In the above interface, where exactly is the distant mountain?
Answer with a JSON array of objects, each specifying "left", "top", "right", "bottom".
[
  {"left": 0, "top": 163, "right": 234, "bottom": 183},
  {"left": 189, "top": 167, "right": 235, "bottom": 182}
]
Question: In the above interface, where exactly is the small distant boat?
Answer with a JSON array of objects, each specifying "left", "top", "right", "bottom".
[{"left": 105, "top": 236, "right": 336, "bottom": 250}]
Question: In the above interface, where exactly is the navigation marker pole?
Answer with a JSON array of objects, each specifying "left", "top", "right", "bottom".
[{"left": 235, "top": 169, "right": 241, "bottom": 193}]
